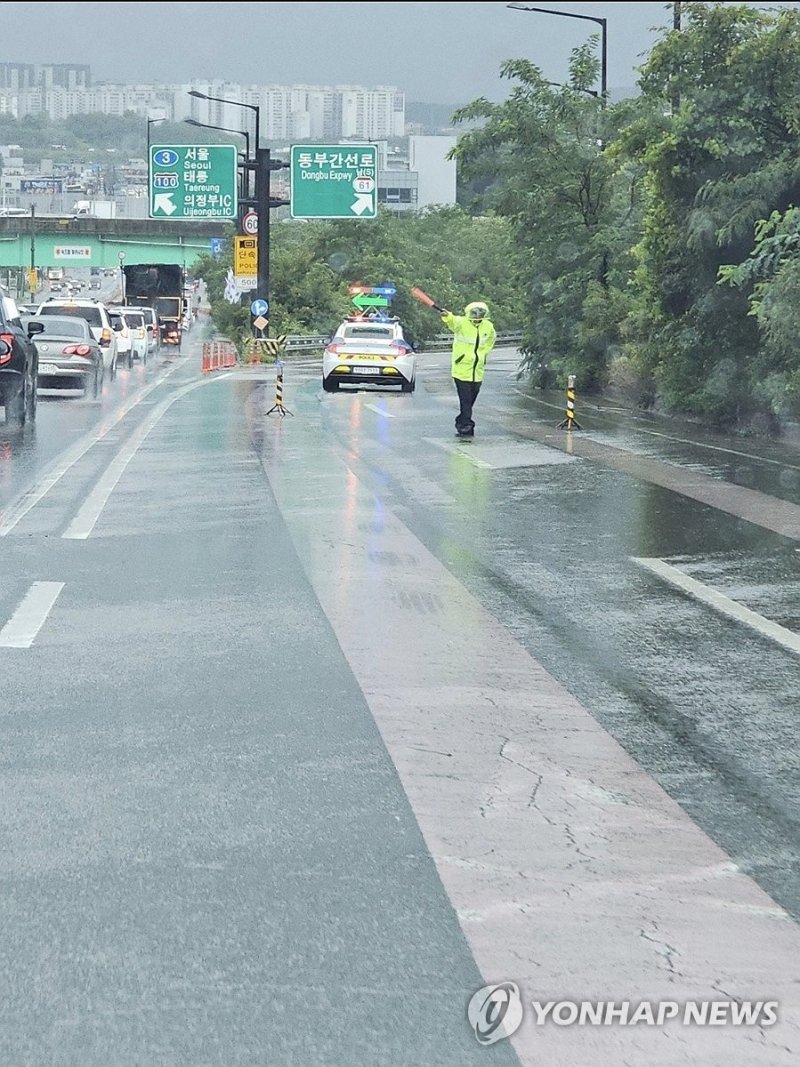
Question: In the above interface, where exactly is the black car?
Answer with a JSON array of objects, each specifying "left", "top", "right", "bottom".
[{"left": 0, "top": 286, "right": 44, "bottom": 427}]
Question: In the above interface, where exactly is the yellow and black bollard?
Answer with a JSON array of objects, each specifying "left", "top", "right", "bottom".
[
  {"left": 557, "top": 374, "right": 582, "bottom": 431},
  {"left": 266, "top": 359, "right": 294, "bottom": 417}
]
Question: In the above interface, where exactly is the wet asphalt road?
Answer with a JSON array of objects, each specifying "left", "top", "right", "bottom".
[
  {"left": 1, "top": 327, "right": 799, "bottom": 1064},
  {"left": 304, "top": 352, "right": 800, "bottom": 923}
]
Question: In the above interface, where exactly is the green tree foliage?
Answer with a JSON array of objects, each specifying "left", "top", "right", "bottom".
[
  {"left": 0, "top": 113, "right": 238, "bottom": 167},
  {"left": 719, "top": 207, "right": 800, "bottom": 412},
  {"left": 195, "top": 208, "right": 522, "bottom": 353},
  {"left": 448, "top": 44, "right": 640, "bottom": 391},
  {"left": 624, "top": 2, "right": 800, "bottom": 424}
]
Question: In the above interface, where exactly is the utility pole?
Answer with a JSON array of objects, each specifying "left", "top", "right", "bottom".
[{"left": 672, "top": 2, "right": 682, "bottom": 116}]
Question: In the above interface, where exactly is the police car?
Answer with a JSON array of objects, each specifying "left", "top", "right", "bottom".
[{"left": 322, "top": 315, "right": 416, "bottom": 393}]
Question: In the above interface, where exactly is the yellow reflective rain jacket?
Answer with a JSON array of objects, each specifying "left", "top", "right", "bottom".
[{"left": 441, "top": 304, "right": 497, "bottom": 382}]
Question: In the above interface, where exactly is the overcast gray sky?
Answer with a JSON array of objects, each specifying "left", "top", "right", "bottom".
[{"left": 5, "top": 2, "right": 800, "bottom": 104}]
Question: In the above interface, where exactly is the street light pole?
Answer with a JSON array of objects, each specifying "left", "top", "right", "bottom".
[
  {"left": 147, "top": 116, "right": 166, "bottom": 154},
  {"left": 507, "top": 3, "right": 608, "bottom": 104},
  {"left": 547, "top": 81, "right": 599, "bottom": 98},
  {"left": 185, "top": 119, "right": 250, "bottom": 169},
  {"left": 671, "top": 2, "right": 682, "bottom": 115},
  {"left": 188, "top": 90, "right": 269, "bottom": 321}
]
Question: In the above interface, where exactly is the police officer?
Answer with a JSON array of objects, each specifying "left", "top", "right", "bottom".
[{"left": 440, "top": 301, "right": 497, "bottom": 438}]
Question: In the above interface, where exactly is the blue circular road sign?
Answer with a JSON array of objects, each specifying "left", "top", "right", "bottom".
[
  {"left": 153, "top": 149, "right": 179, "bottom": 166},
  {"left": 251, "top": 299, "right": 269, "bottom": 316}
]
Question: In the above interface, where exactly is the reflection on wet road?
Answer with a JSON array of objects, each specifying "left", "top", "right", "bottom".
[{"left": 292, "top": 350, "right": 800, "bottom": 924}]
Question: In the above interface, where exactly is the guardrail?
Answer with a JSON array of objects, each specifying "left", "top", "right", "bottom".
[
  {"left": 282, "top": 331, "right": 523, "bottom": 353},
  {"left": 284, "top": 335, "right": 330, "bottom": 351},
  {"left": 425, "top": 331, "right": 523, "bottom": 350}
]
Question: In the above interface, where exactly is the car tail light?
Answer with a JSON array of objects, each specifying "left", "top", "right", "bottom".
[
  {"left": 64, "top": 344, "right": 92, "bottom": 356},
  {"left": 0, "top": 332, "right": 13, "bottom": 365}
]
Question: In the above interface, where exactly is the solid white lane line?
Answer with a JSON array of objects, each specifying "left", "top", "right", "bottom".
[
  {"left": 62, "top": 379, "right": 204, "bottom": 540},
  {"left": 0, "top": 362, "right": 184, "bottom": 536},
  {"left": 632, "top": 556, "right": 800, "bottom": 655},
  {"left": 513, "top": 386, "right": 800, "bottom": 471},
  {"left": 0, "top": 582, "right": 65, "bottom": 648},
  {"left": 364, "top": 404, "right": 397, "bottom": 418}
]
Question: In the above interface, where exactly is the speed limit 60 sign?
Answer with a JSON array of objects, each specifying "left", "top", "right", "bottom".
[{"left": 242, "top": 210, "right": 258, "bottom": 235}]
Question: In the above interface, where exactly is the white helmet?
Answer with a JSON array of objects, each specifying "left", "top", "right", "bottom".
[{"left": 466, "top": 301, "right": 489, "bottom": 321}]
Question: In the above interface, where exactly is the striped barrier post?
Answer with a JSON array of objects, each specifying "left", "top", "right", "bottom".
[
  {"left": 558, "top": 374, "right": 583, "bottom": 431},
  {"left": 266, "top": 359, "right": 293, "bottom": 417}
]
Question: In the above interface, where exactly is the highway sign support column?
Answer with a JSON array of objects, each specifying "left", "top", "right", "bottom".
[
  {"left": 257, "top": 147, "right": 270, "bottom": 329},
  {"left": 238, "top": 150, "right": 289, "bottom": 336}
]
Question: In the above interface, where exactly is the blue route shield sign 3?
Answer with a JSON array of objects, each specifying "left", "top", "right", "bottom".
[{"left": 149, "top": 145, "right": 238, "bottom": 220}]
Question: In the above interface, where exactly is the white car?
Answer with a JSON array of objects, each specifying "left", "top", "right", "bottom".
[
  {"left": 125, "top": 305, "right": 159, "bottom": 355},
  {"left": 107, "top": 309, "right": 134, "bottom": 369},
  {"left": 119, "top": 309, "right": 149, "bottom": 363},
  {"left": 322, "top": 316, "right": 416, "bottom": 392},
  {"left": 107, "top": 308, "right": 148, "bottom": 367}
]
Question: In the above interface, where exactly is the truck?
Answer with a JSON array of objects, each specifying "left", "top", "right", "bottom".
[
  {"left": 71, "top": 200, "right": 118, "bottom": 219},
  {"left": 122, "top": 263, "right": 185, "bottom": 348},
  {"left": 46, "top": 266, "right": 65, "bottom": 291}
]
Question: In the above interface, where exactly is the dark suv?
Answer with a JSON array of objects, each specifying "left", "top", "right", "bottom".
[{"left": 0, "top": 286, "right": 43, "bottom": 427}]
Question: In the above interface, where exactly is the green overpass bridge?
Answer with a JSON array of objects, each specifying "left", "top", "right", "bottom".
[{"left": 0, "top": 216, "right": 231, "bottom": 271}]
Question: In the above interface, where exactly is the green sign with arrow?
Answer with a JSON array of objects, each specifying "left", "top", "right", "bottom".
[
  {"left": 291, "top": 144, "right": 378, "bottom": 219},
  {"left": 352, "top": 293, "right": 390, "bottom": 310},
  {"left": 149, "top": 144, "right": 238, "bottom": 220}
]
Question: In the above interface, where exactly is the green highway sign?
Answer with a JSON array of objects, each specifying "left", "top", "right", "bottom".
[
  {"left": 149, "top": 145, "right": 238, "bottom": 220},
  {"left": 290, "top": 144, "right": 378, "bottom": 220}
]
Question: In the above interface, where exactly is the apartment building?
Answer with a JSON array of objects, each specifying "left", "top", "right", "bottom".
[
  {"left": 0, "top": 67, "right": 406, "bottom": 142},
  {"left": 0, "top": 64, "right": 458, "bottom": 216}
]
